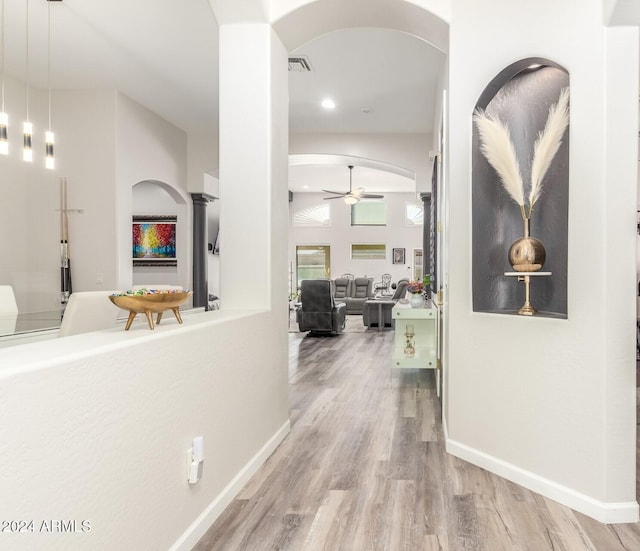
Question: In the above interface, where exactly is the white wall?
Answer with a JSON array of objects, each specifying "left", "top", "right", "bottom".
[
  {"left": 604, "top": 0, "right": 640, "bottom": 24},
  {"left": 446, "top": 0, "right": 638, "bottom": 522},
  {"left": 0, "top": 78, "right": 118, "bottom": 313},
  {"left": 187, "top": 130, "right": 219, "bottom": 194},
  {"left": 0, "top": 74, "right": 54, "bottom": 312},
  {"left": 290, "top": 132, "right": 433, "bottom": 193},
  {"left": 0, "top": 84, "right": 194, "bottom": 310},
  {"left": 289, "top": 192, "right": 423, "bottom": 285},
  {"left": 0, "top": 17, "right": 290, "bottom": 551},
  {"left": 115, "top": 93, "right": 191, "bottom": 292},
  {"left": 0, "top": 310, "right": 289, "bottom": 551}
]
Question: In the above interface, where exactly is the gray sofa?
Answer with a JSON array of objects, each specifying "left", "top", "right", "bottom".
[{"left": 332, "top": 277, "right": 374, "bottom": 315}]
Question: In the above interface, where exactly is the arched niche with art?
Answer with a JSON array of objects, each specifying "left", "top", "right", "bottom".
[{"left": 472, "top": 59, "right": 569, "bottom": 318}]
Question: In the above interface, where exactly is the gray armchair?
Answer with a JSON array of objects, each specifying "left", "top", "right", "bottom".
[{"left": 296, "top": 279, "right": 346, "bottom": 335}]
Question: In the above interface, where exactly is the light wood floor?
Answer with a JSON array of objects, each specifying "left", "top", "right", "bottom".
[{"left": 194, "top": 324, "right": 640, "bottom": 550}]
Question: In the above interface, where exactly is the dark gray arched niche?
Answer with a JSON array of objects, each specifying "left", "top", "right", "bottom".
[{"left": 472, "top": 59, "right": 569, "bottom": 318}]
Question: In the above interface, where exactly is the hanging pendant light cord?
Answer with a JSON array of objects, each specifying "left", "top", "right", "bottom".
[
  {"left": 48, "top": 0, "right": 51, "bottom": 131},
  {"left": 1, "top": 0, "right": 5, "bottom": 113},
  {"left": 25, "top": 0, "right": 29, "bottom": 122}
]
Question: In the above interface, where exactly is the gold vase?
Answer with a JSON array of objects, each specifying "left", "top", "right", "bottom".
[{"left": 508, "top": 218, "right": 546, "bottom": 272}]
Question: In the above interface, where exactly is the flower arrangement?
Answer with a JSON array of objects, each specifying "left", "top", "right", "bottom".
[
  {"left": 473, "top": 87, "right": 569, "bottom": 220},
  {"left": 406, "top": 280, "right": 424, "bottom": 294}
]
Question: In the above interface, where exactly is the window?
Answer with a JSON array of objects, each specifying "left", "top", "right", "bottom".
[
  {"left": 413, "top": 248, "right": 423, "bottom": 280},
  {"left": 351, "top": 201, "right": 386, "bottom": 226},
  {"left": 351, "top": 243, "right": 386, "bottom": 260},
  {"left": 293, "top": 204, "right": 330, "bottom": 227},
  {"left": 405, "top": 203, "right": 424, "bottom": 226},
  {"left": 296, "top": 245, "right": 330, "bottom": 288}
]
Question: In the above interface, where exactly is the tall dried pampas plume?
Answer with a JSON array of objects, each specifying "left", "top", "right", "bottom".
[
  {"left": 528, "top": 87, "right": 570, "bottom": 217},
  {"left": 473, "top": 110, "right": 526, "bottom": 219},
  {"left": 474, "top": 87, "right": 570, "bottom": 220}
]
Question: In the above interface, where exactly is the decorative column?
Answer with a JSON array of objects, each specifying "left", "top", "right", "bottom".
[
  {"left": 217, "top": 22, "right": 289, "bottom": 311},
  {"left": 420, "top": 191, "right": 432, "bottom": 285},
  {"left": 191, "top": 193, "right": 216, "bottom": 309}
]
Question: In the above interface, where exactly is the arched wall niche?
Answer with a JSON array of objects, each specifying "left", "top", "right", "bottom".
[
  {"left": 131, "top": 180, "right": 190, "bottom": 291},
  {"left": 472, "top": 58, "right": 570, "bottom": 318}
]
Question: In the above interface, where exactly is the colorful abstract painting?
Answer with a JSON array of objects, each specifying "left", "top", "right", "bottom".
[{"left": 132, "top": 215, "right": 177, "bottom": 266}]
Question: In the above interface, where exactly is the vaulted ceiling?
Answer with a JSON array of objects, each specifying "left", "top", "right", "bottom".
[{"left": 2, "top": 0, "right": 445, "bottom": 190}]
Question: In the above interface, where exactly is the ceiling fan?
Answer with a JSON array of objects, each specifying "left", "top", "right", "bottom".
[{"left": 322, "top": 165, "right": 384, "bottom": 205}]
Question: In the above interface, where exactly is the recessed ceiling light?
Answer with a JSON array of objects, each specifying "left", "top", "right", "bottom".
[
  {"left": 303, "top": 185, "right": 309, "bottom": 189},
  {"left": 321, "top": 99, "right": 335, "bottom": 109}
]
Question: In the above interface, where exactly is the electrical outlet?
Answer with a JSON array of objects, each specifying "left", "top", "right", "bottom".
[{"left": 187, "top": 436, "right": 205, "bottom": 484}]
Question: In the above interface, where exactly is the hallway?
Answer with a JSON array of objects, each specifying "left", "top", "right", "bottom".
[{"left": 195, "top": 329, "right": 640, "bottom": 550}]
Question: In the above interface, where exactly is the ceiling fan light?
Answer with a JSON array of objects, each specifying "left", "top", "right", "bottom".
[{"left": 344, "top": 195, "right": 358, "bottom": 205}]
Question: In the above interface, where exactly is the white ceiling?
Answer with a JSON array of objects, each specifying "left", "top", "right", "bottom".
[
  {"left": 1, "top": 0, "right": 444, "bottom": 192},
  {"left": 289, "top": 27, "right": 444, "bottom": 135}
]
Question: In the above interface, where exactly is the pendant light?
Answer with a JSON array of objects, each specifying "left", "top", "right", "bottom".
[
  {"left": 0, "top": 0, "right": 8, "bottom": 155},
  {"left": 23, "top": 0, "right": 32, "bottom": 162},
  {"left": 45, "top": 0, "right": 54, "bottom": 169}
]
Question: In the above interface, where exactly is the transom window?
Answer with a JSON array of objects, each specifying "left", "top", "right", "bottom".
[
  {"left": 405, "top": 203, "right": 424, "bottom": 226},
  {"left": 351, "top": 201, "right": 386, "bottom": 226},
  {"left": 293, "top": 204, "right": 331, "bottom": 227},
  {"left": 351, "top": 243, "right": 386, "bottom": 260}
]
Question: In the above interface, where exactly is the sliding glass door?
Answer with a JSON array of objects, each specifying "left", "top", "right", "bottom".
[{"left": 296, "top": 245, "right": 331, "bottom": 289}]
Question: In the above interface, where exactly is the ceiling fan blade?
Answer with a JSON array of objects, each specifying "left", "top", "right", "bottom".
[
  {"left": 323, "top": 196, "right": 345, "bottom": 200},
  {"left": 361, "top": 193, "right": 385, "bottom": 199},
  {"left": 352, "top": 187, "right": 365, "bottom": 197},
  {"left": 321, "top": 189, "right": 346, "bottom": 195}
]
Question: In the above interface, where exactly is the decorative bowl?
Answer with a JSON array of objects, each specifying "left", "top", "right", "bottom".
[{"left": 109, "top": 291, "right": 192, "bottom": 330}]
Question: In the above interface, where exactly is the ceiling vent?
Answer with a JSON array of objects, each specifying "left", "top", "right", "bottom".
[{"left": 288, "top": 56, "right": 312, "bottom": 72}]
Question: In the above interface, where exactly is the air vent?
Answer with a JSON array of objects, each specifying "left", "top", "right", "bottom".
[{"left": 288, "top": 56, "right": 312, "bottom": 72}]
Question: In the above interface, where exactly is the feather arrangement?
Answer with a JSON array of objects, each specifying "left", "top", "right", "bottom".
[
  {"left": 473, "top": 110, "right": 525, "bottom": 219},
  {"left": 528, "top": 87, "right": 570, "bottom": 217},
  {"left": 474, "top": 87, "right": 570, "bottom": 220}
]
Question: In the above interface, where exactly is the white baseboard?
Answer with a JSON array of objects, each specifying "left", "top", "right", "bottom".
[
  {"left": 170, "top": 420, "right": 291, "bottom": 551},
  {"left": 446, "top": 437, "right": 639, "bottom": 524}
]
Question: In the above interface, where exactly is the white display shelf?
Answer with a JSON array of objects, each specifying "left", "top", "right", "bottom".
[
  {"left": 392, "top": 346, "right": 436, "bottom": 369},
  {"left": 391, "top": 302, "right": 436, "bottom": 370}
]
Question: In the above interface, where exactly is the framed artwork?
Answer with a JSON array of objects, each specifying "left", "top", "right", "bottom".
[
  {"left": 392, "top": 247, "right": 405, "bottom": 264},
  {"left": 132, "top": 215, "right": 177, "bottom": 266}
]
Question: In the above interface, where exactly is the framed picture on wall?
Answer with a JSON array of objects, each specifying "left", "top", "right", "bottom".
[
  {"left": 392, "top": 248, "right": 405, "bottom": 264},
  {"left": 132, "top": 215, "right": 177, "bottom": 266}
]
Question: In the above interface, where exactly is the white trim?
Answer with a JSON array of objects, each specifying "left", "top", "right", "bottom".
[
  {"left": 170, "top": 420, "right": 291, "bottom": 551},
  {"left": 446, "top": 437, "right": 639, "bottom": 524},
  {"left": 289, "top": 153, "right": 416, "bottom": 181}
]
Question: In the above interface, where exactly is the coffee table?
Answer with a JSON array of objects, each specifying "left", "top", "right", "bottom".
[{"left": 364, "top": 299, "right": 396, "bottom": 331}]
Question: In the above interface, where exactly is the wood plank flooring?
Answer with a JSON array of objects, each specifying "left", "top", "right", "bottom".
[{"left": 194, "top": 323, "right": 640, "bottom": 550}]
